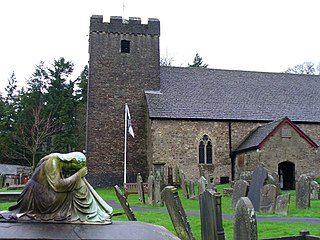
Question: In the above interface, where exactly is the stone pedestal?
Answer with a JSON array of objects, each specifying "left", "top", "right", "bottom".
[{"left": 0, "top": 221, "right": 179, "bottom": 240}]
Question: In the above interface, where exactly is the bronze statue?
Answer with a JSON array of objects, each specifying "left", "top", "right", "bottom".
[{"left": 0, "top": 152, "right": 112, "bottom": 224}]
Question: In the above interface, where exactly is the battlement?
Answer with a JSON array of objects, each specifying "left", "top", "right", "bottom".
[{"left": 90, "top": 15, "right": 160, "bottom": 36}]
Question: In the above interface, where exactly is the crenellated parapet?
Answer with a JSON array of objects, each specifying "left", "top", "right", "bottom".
[{"left": 90, "top": 15, "right": 160, "bottom": 36}]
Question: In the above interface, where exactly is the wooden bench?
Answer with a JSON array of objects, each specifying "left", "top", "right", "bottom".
[
  {"left": 123, "top": 183, "right": 148, "bottom": 198},
  {"left": 0, "top": 192, "right": 21, "bottom": 202}
]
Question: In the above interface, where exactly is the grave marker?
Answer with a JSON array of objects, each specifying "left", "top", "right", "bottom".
[
  {"left": 259, "top": 184, "right": 277, "bottom": 213},
  {"left": 137, "top": 173, "right": 145, "bottom": 204},
  {"left": 275, "top": 194, "right": 290, "bottom": 216},
  {"left": 114, "top": 185, "right": 137, "bottom": 221},
  {"left": 232, "top": 179, "right": 249, "bottom": 208},
  {"left": 296, "top": 175, "right": 311, "bottom": 209}
]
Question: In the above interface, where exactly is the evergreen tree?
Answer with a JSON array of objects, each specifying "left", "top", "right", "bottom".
[{"left": 188, "top": 52, "right": 208, "bottom": 68}]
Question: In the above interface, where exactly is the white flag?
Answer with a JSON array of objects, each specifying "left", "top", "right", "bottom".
[{"left": 126, "top": 104, "right": 135, "bottom": 138}]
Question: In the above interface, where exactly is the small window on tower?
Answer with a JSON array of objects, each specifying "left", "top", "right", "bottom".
[{"left": 121, "top": 40, "right": 130, "bottom": 53}]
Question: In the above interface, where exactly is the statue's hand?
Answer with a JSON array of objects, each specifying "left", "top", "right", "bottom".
[{"left": 79, "top": 167, "right": 88, "bottom": 178}]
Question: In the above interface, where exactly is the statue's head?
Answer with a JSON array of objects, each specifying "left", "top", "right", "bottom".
[{"left": 50, "top": 152, "right": 87, "bottom": 170}]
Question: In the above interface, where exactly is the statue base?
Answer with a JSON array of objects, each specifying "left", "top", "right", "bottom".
[{"left": 0, "top": 220, "right": 180, "bottom": 239}]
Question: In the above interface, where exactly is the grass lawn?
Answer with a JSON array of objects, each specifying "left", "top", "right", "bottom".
[{"left": 1, "top": 184, "right": 320, "bottom": 239}]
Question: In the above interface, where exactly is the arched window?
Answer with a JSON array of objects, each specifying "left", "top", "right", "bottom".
[{"left": 198, "top": 135, "right": 213, "bottom": 164}]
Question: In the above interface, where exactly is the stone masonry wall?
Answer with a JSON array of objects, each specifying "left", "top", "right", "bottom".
[
  {"left": 86, "top": 16, "right": 160, "bottom": 186},
  {"left": 235, "top": 122, "right": 319, "bottom": 180}
]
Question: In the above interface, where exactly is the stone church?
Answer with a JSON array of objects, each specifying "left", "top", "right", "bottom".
[{"left": 86, "top": 15, "right": 320, "bottom": 188}]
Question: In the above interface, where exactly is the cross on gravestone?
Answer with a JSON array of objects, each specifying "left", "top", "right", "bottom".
[
  {"left": 137, "top": 173, "right": 145, "bottom": 204},
  {"left": 147, "top": 172, "right": 154, "bottom": 206},
  {"left": 161, "top": 186, "right": 195, "bottom": 240},
  {"left": 231, "top": 179, "right": 249, "bottom": 208},
  {"left": 199, "top": 189, "right": 225, "bottom": 240},
  {"left": 259, "top": 184, "right": 277, "bottom": 213},
  {"left": 189, "top": 180, "right": 196, "bottom": 200},
  {"left": 198, "top": 176, "right": 208, "bottom": 196},
  {"left": 274, "top": 194, "right": 290, "bottom": 216},
  {"left": 114, "top": 185, "right": 137, "bottom": 221},
  {"left": 154, "top": 170, "right": 163, "bottom": 206},
  {"left": 234, "top": 197, "right": 258, "bottom": 240},
  {"left": 296, "top": 175, "right": 311, "bottom": 209},
  {"left": 247, "top": 165, "right": 268, "bottom": 211}
]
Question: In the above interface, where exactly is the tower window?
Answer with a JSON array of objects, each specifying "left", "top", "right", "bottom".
[
  {"left": 198, "top": 135, "right": 214, "bottom": 165},
  {"left": 121, "top": 40, "right": 130, "bottom": 53}
]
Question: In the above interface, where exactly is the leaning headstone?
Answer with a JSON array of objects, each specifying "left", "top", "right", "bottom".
[
  {"left": 296, "top": 174, "right": 311, "bottom": 209},
  {"left": 154, "top": 170, "right": 163, "bottom": 206},
  {"left": 189, "top": 180, "right": 196, "bottom": 200},
  {"left": 114, "top": 185, "right": 137, "bottom": 221},
  {"left": 234, "top": 197, "right": 258, "bottom": 240},
  {"left": 259, "top": 184, "right": 277, "bottom": 213},
  {"left": 247, "top": 165, "right": 268, "bottom": 211},
  {"left": 137, "top": 173, "right": 145, "bottom": 204},
  {"left": 310, "top": 181, "right": 320, "bottom": 200},
  {"left": 199, "top": 189, "right": 225, "bottom": 240},
  {"left": 198, "top": 176, "right": 208, "bottom": 195},
  {"left": 232, "top": 179, "right": 249, "bottom": 208},
  {"left": 161, "top": 186, "right": 195, "bottom": 240},
  {"left": 147, "top": 172, "right": 154, "bottom": 205},
  {"left": 275, "top": 194, "right": 290, "bottom": 216}
]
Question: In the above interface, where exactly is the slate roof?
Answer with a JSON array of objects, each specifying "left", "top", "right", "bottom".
[
  {"left": 235, "top": 117, "right": 285, "bottom": 153},
  {"left": 235, "top": 117, "right": 319, "bottom": 153},
  {"left": 145, "top": 67, "right": 320, "bottom": 122}
]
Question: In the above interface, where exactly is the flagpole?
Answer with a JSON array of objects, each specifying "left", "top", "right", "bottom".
[{"left": 124, "top": 103, "right": 127, "bottom": 184}]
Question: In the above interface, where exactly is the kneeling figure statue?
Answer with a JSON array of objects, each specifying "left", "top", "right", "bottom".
[{"left": 0, "top": 152, "right": 112, "bottom": 224}]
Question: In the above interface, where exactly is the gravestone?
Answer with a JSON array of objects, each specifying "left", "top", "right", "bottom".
[
  {"left": 275, "top": 194, "right": 290, "bottom": 216},
  {"left": 114, "top": 185, "right": 137, "bottom": 221},
  {"left": 247, "top": 165, "right": 268, "bottom": 211},
  {"left": 180, "top": 171, "right": 189, "bottom": 199},
  {"left": 175, "top": 166, "right": 180, "bottom": 186},
  {"left": 161, "top": 186, "right": 195, "bottom": 240},
  {"left": 239, "top": 170, "right": 253, "bottom": 183},
  {"left": 189, "top": 180, "right": 196, "bottom": 200},
  {"left": 198, "top": 176, "right": 208, "bottom": 195},
  {"left": 234, "top": 197, "right": 258, "bottom": 240},
  {"left": 153, "top": 162, "right": 166, "bottom": 190},
  {"left": 137, "top": 173, "right": 145, "bottom": 204},
  {"left": 147, "top": 172, "right": 154, "bottom": 205},
  {"left": 259, "top": 184, "right": 277, "bottom": 213},
  {"left": 154, "top": 170, "right": 163, "bottom": 206},
  {"left": 199, "top": 189, "right": 225, "bottom": 240},
  {"left": 296, "top": 174, "right": 311, "bottom": 209},
  {"left": 310, "top": 181, "right": 319, "bottom": 200},
  {"left": 232, "top": 179, "right": 249, "bottom": 208},
  {"left": 268, "top": 172, "right": 281, "bottom": 196},
  {"left": 168, "top": 167, "right": 173, "bottom": 186}
]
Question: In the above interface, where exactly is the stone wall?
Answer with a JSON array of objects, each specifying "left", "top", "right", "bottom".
[
  {"left": 235, "top": 122, "right": 320, "bottom": 180},
  {"left": 86, "top": 16, "right": 160, "bottom": 186}
]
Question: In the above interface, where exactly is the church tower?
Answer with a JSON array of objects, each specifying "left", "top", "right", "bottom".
[{"left": 86, "top": 15, "right": 160, "bottom": 186}]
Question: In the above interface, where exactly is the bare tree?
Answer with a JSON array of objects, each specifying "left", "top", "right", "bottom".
[
  {"left": 285, "top": 62, "right": 320, "bottom": 75},
  {"left": 18, "top": 105, "right": 56, "bottom": 171}
]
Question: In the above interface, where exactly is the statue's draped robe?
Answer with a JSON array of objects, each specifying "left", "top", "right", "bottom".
[{"left": 6, "top": 156, "right": 112, "bottom": 223}]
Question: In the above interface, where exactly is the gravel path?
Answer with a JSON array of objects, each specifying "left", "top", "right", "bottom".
[{"left": 107, "top": 200, "right": 320, "bottom": 225}]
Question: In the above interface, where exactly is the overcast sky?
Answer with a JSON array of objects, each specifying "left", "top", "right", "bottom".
[{"left": 1, "top": 0, "right": 320, "bottom": 92}]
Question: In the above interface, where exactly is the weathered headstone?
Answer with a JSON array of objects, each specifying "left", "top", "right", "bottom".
[
  {"left": 198, "top": 176, "right": 208, "bottom": 195},
  {"left": 239, "top": 170, "right": 253, "bottom": 183},
  {"left": 296, "top": 174, "right": 311, "bottom": 209},
  {"left": 154, "top": 170, "right": 163, "bottom": 206},
  {"left": 137, "top": 173, "right": 145, "bottom": 204},
  {"left": 234, "top": 197, "right": 258, "bottom": 240},
  {"left": 275, "top": 194, "right": 290, "bottom": 216},
  {"left": 180, "top": 171, "right": 189, "bottom": 199},
  {"left": 259, "top": 184, "right": 277, "bottom": 213},
  {"left": 247, "top": 165, "right": 268, "bottom": 211},
  {"left": 153, "top": 162, "right": 166, "bottom": 190},
  {"left": 268, "top": 172, "right": 281, "bottom": 196},
  {"left": 189, "top": 180, "right": 196, "bottom": 200},
  {"left": 231, "top": 179, "right": 249, "bottom": 208},
  {"left": 310, "top": 181, "right": 319, "bottom": 200},
  {"left": 199, "top": 189, "right": 225, "bottom": 240},
  {"left": 114, "top": 185, "right": 137, "bottom": 221},
  {"left": 147, "top": 172, "right": 154, "bottom": 205},
  {"left": 175, "top": 166, "right": 180, "bottom": 186},
  {"left": 161, "top": 186, "right": 195, "bottom": 240}
]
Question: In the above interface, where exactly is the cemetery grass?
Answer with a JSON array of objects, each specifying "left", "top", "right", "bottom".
[{"left": 1, "top": 186, "right": 320, "bottom": 239}]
